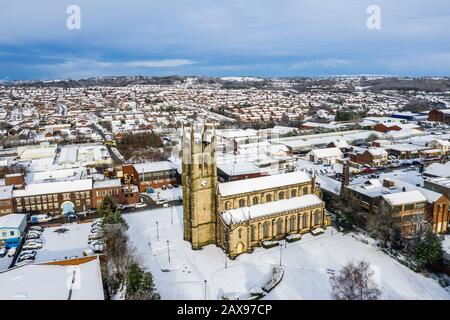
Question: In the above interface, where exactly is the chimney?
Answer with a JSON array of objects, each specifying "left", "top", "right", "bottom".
[
  {"left": 383, "top": 179, "right": 395, "bottom": 188},
  {"left": 341, "top": 160, "right": 350, "bottom": 196}
]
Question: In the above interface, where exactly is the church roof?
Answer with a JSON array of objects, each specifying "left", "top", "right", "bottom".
[
  {"left": 218, "top": 171, "right": 311, "bottom": 197},
  {"left": 220, "top": 194, "right": 323, "bottom": 225}
]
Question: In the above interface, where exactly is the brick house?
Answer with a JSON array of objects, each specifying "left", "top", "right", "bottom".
[{"left": 349, "top": 147, "right": 388, "bottom": 166}]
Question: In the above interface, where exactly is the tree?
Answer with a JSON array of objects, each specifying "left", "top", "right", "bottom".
[
  {"left": 325, "top": 195, "right": 356, "bottom": 231},
  {"left": 99, "top": 195, "right": 117, "bottom": 218},
  {"left": 410, "top": 228, "right": 443, "bottom": 270},
  {"left": 126, "top": 261, "right": 160, "bottom": 300},
  {"left": 330, "top": 260, "right": 381, "bottom": 300},
  {"left": 367, "top": 133, "right": 379, "bottom": 142},
  {"left": 366, "top": 210, "right": 396, "bottom": 247}
]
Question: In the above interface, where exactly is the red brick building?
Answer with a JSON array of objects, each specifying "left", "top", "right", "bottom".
[
  {"left": 122, "top": 161, "right": 179, "bottom": 192},
  {"left": 428, "top": 109, "right": 450, "bottom": 123},
  {"left": 373, "top": 123, "right": 401, "bottom": 133},
  {"left": 349, "top": 147, "right": 388, "bottom": 166}
]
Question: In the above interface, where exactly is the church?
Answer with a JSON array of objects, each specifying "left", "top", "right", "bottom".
[{"left": 182, "top": 126, "right": 329, "bottom": 259}]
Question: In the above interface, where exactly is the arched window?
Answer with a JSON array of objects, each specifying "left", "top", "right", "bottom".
[
  {"left": 263, "top": 222, "right": 270, "bottom": 238},
  {"left": 291, "top": 189, "right": 297, "bottom": 198},
  {"left": 303, "top": 187, "right": 309, "bottom": 195},
  {"left": 239, "top": 199, "right": 245, "bottom": 207},
  {"left": 238, "top": 228, "right": 243, "bottom": 238},
  {"left": 266, "top": 194, "right": 272, "bottom": 202},
  {"left": 302, "top": 214, "right": 308, "bottom": 229},
  {"left": 225, "top": 201, "right": 231, "bottom": 210},
  {"left": 314, "top": 210, "right": 320, "bottom": 225},
  {"left": 253, "top": 197, "right": 259, "bottom": 205},
  {"left": 250, "top": 225, "right": 256, "bottom": 241},
  {"left": 289, "top": 216, "right": 295, "bottom": 231},
  {"left": 276, "top": 218, "right": 283, "bottom": 235},
  {"left": 278, "top": 192, "right": 285, "bottom": 200}
]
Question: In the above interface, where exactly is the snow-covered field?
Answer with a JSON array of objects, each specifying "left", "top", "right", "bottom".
[
  {"left": 125, "top": 206, "right": 450, "bottom": 300},
  {"left": 33, "top": 223, "right": 92, "bottom": 263}
]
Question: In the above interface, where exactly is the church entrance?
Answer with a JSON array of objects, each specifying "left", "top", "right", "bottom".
[{"left": 236, "top": 242, "right": 245, "bottom": 254}]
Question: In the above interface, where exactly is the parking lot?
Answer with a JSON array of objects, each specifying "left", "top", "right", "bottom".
[{"left": 7, "top": 219, "right": 105, "bottom": 268}]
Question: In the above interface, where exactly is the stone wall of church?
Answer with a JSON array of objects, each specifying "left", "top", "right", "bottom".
[{"left": 221, "top": 204, "right": 325, "bottom": 259}]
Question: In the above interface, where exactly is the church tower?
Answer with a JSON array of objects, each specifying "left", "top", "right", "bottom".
[{"left": 182, "top": 125, "right": 217, "bottom": 250}]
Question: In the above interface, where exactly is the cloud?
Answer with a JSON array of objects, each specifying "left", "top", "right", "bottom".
[
  {"left": 0, "top": 0, "right": 449, "bottom": 78},
  {"left": 124, "top": 59, "right": 195, "bottom": 68},
  {"left": 291, "top": 59, "right": 350, "bottom": 70}
]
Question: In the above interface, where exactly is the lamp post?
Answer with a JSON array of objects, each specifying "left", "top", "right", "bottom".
[
  {"left": 170, "top": 206, "right": 174, "bottom": 225},
  {"left": 204, "top": 280, "right": 208, "bottom": 300},
  {"left": 167, "top": 240, "right": 171, "bottom": 263},
  {"left": 279, "top": 243, "right": 283, "bottom": 266},
  {"left": 156, "top": 221, "right": 160, "bottom": 241}
]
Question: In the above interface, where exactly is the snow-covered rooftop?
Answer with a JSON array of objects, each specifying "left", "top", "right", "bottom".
[
  {"left": 218, "top": 162, "right": 264, "bottom": 176},
  {"left": 133, "top": 161, "right": 176, "bottom": 173},
  {"left": 13, "top": 179, "right": 92, "bottom": 198},
  {"left": 218, "top": 171, "right": 311, "bottom": 197},
  {"left": 221, "top": 194, "right": 323, "bottom": 225},
  {"left": 93, "top": 178, "right": 121, "bottom": 189},
  {"left": 382, "top": 190, "right": 427, "bottom": 206},
  {"left": 0, "top": 213, "right": 26, "bottom": 228},
  {"left": 0, "top": 257, "right": 104, "bottom": 300}
]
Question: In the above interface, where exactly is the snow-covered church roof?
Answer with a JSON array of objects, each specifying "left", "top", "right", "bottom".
[{"left": 221, "top": 194, "right": 323, "bottom": 225}]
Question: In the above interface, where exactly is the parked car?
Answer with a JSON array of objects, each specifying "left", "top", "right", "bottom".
[
  {"left": 17, "top": 253, "right": 36, "bottom": 263},
  {"left": 88, "top": 232, "right": 102, "bottom": 241},
  {"left": 0, "top": 247, "right": 6, "bottom": 258},
  {"left": 25, "top": 238, "right": 44, "bottom": 245},
  {"left": 87, "top": 209, "right": 97, "bottom": 215},
  {"left": 83, "top": 249, "right": 94, "bottom": 257},
  {"left": 91, "top": 242, "right": 105, "bottom": 253},
  {"left": 66, "top": 213, "right": 78, "bottom": 221},
  {"left": 172, "top": 184, "right": 179, "bottom": 188},
  {"left": 30, "top": 214, "right": 52, "bottom": 223},
  {"left": 23, "top": 242, "right": 43, "bottom": 250},
  {"left": 25, "top": 234, "right": 40, "bottom": 241},
  {"left": 91, "top": 221, "right": 102, "bottom": 228},
  {"left": 29, "top": 226, "right": 44, "bottom": 232},
  {"left": 28, "top": 230, "right": 42, "bottom": 236},
  {"left": 161, "top": 185, "right": 167, "bottom": 190},
  {"left": 362, "top": 167, "right": 375, "bottom": 174},
  {"left": 19, "top": 250, "right": 37, "bottom": 259},
  {"left": 135, "top": 202, "right": 147, "bottom": 208},
  {"left": 7, "top": 247, "right": 16, "bottom": 257},
  {"left": 90, "top": 227, "right": 102, "bottom": 234},
  {"left": 167, "top": 184, "right": 173, "bottom": 189}
]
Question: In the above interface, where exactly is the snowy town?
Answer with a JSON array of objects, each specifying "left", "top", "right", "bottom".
[{"left": 0, "top": 76, "right": 449, "bottom": 300}]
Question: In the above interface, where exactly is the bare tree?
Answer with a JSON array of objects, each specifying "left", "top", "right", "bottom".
[
  {"left": 366, "top": 210, "right": 396, "bottom": 247},
  {"left": 330, "top": 260, "right": 381, "bottom": 300}
]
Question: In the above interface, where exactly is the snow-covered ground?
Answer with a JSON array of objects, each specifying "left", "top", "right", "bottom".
[
  {"left": 32, "top": 223, "right": 92, "bottom": 263},
  {"left": 125, "top": 206, "right": 450, "bottom": 300},
  {"left": 0, "top": 256, "right": 13, "bottom": 271},
  {"left": 443, "top": 235, "right": 450, "bottom": 256}
]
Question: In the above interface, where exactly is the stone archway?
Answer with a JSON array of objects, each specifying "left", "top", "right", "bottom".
[
  {"left": 61, "top": 201, "right": 75, "bottom": 215},
  {"left": 236, "top": 242, "right": 245, "bottom": 255}
]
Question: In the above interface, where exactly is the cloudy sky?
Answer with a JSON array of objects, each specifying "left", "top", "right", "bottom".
[{"left": 1, "top": 0, "right": 449, "bottom": 80}]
